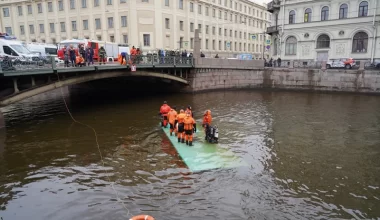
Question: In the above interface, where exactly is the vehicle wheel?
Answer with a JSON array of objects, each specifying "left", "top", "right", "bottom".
[
  {"left": 345, "top": 64, "right": 351, "bottom": 69},
  {"left": 326, "top": 64, "right": 331, "bottom": 69}
]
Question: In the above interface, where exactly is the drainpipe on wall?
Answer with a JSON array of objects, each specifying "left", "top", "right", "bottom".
[
  {"left": 281, "top": 0, "right": 285, "bottom": 58},
  {"left": 370, "top": 0, "right": 377, "bottom": 63}
]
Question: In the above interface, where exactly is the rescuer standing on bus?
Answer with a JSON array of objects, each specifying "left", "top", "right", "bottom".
[
  {"left": 167, "top": 106, "right": 178, "bottom": 136},
  {"left": 183, "top": 111, "right": 196, "bottom": 146}
]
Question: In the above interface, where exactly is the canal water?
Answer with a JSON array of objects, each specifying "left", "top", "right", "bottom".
[{"left": 0, "top": 86, "right": 379, "bottom": 220}]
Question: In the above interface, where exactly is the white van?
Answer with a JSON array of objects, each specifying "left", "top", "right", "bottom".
[
  {"left": 0, "top": 39, "right": 39, "bottom": 62},
  {"left": 25, "top": 43, "right": 57, "bottom": 57}
]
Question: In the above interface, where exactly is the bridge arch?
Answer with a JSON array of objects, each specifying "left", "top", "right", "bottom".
[{"left": 0, "top": 70, "right": 189, "bottom": 107}]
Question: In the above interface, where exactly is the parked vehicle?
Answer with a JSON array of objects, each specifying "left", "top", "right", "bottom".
[
  {"left": 373, "top": 59, "right": 380, "bottom": 69},
  {"left": 0, "top": 38, "right": 42, "bottom": 65},
  {"left": 24, "top": 42, "right": 60, "bottom": 64},
  {"left": 326, "top": 58, "right": 356, "bottom": 69}
]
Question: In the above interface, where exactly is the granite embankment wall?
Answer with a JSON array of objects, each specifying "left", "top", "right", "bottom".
[{"left": 189, "top": 59, "right": 380, "bottom": 93}]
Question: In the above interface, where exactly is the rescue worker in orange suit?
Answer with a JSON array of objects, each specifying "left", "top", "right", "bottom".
[
  {"left": 167, "top": 106, "right": 178, "bottom": 136},
  {"left": 202, "top": 110, "right": 212, "bottom": 136},
  {"left": 184, "top": 111, "right": 196, "bottom": 146},
  {"left": 176, "top": 109, "right": 186, "bottom": 143},
  {"left": 159, "top": 101, "right": 171, "bottom": 127},
  {"left": 185, "top": 105, "right": 193, "bottom": 118}
]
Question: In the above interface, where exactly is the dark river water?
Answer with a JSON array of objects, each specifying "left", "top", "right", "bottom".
[{"left": 0, "top": 85, "right": 379, "bottom": 220}]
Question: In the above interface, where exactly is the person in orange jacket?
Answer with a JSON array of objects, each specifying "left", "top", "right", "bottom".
[
  {"left": 167, "top": 106, "right": 178, "bottom": 136},
  {"left": 185, "top": 105, "right": 193, "bottom": 118},
  {"left": 184, "top": 111, "right": 196, "bottom": 146},
  {"left": 75, "top": 54, "right": 85, "bottom": 67},
  {"left": 202, "top": 110, "right": 212, "bottom": 135},
  {"left": 176, "top": 109, "right": 186, "bottom": 143},
  {"left": 159, "top": 101, "right": 171, "bottom": 127}
]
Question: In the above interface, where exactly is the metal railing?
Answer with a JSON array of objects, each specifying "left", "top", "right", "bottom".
[
  {"left": 266, "top": 25, "right": 279, "bottom": 34},
  {"left": 0, "top": 55, "right": 194, "bottom": 72}
]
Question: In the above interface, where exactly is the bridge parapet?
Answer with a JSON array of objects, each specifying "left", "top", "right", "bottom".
[{"left": 0, "top": 55, "right": 193, "bottom": 74}]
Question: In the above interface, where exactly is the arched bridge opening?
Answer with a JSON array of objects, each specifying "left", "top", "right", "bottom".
[{"left": 0, "top": 67, "right": 191, "bottom": 107}]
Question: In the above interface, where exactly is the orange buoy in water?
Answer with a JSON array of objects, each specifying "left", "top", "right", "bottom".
[{"left": 129, "top": 215, "right": 155, "bottom": 220}]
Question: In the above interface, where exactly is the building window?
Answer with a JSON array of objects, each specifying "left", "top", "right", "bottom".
[
  {"left": 110, "top": 35, "right": 115, "bottom": 42},
  {"left": 37, "top": 3, "right": 43, "bottom": 13},
  {"left": 165, "top": 0, "right": 169, "bottom": 6},
  {"left": 121, "top": 16, "right": 127, "bottom": 27},
  {"left": 123, "top": 35, "right": 128, "bottom": 43},
  {"left": 5, "top": 27, "right": 12, "bottom": 35},
  {"left": 212, "top": 9, "right": 215, "bottom": 17},
  {"left": 230, "top": 30, "right": 232, "bottom": 37},
  {"left": 83, "top": 20, "right": 88, "bottom": 30},
  {"left": 352, "top": 32, "right": 368, "bottom": 53},
  {"left": 72, "top": 21, "right": 77, "bottom": 31},
  {"left": 143, "top": 34, "right": 150, "bottom": 46},
  {"left": 206, "top": 39, "right": 209, "bottom": 49},
  {"left": 20, "top": 25, "right": 25, "bottom": 35},
  {"left": 39, "top": 24, "right": 44, "bottom": 33},
  {"left": 29, "top": 25, "right": 34, "bottom": 34},
  {"left": 358, "top": 1, "right": 368, "bottom": 17},
  {"left": 60, "top": 22, "right": 66, "bottom": 32},
  {"left": 224, "top": 29, "right": 227, "bottom": 36},
  {"left": 339, "top": 4, "right": 348, "bottom": 19},
  {"left": 206, "top": 7, "right": 209, "bottom": 16},
  {"left": 70, "top": 0, "right": 75, "bottom": 9},
  {"left": 3, "top": 8, "right": 9, "bottom": 17},
  {"left": 224, "top": 12, "right": 227, "bottom": 20},
  {"left": 206, "top": 25, "right": 209, "bottom": 34},
  {"left": 198, "top": 5, "right": 202, "bottom": 14},
  {"left": 58, "top": 1, "right": 64, "bottom": 11},
  {"left": 179, "top": 0, "right": 183, "bottom": 9},
  {"left": 165, "top": 18, "right": 170, "bottom": 29},
  {"left": 142, "top": 0, "right": 149, "bottom": 2},
  {"left": 190, "top": 22, "right": 194, "bottom": 32},
  {"left": 48, "top": 2, "right": 53, "bottom": 12},
  {"left": 219, "top": 40, "right": 221, "bottom": 50},
  {"left": 317, "top": 34, "right": 330, "bottom": 48},
  {"left": 190, "top": 2, "right": 193, "bottom": 12},
  {"left": 285, "top": 36, "right": 297, "bottom": 55},
  {"left": 219, "top": 10, "right": 222, "bottom": 19},
  {"left": 95, "top": 18, "right": 101, "bottom": 29},
  {"left": 234, "top": 30, "right": 237, "bottom": 37},
  {"left": 212, "top": 26, "right": 215, "bottom": 35},
  {"left": 219, "top": 28, "right": 221, "bottom": 35},
  {"left": 108, "top": 17, "right": 114, "bottom": 28},
  {"left": 82, "top": 0, "right": 87, "bottom": 8},
  {"left": 198, "top": 24, "right": 202, "bottom": 33},
  {"left": 49, "top": 23, "right": 55, "bottom": 33},
  {"left": 321, "top": 6, "right": 328, "bottom": 20},
  {"left": 304, "top": 8, "right": 312, "bottom": 22},
  {"left": 289, "top": 10, "right": 296, "bottom": 24},
  {"left": 18, "top": 6, "right": 23, "bottom": 16},
  {"left": 212, "top": 40, "right": 215, "bottom": 50},
  {"left": 107, "top": 0, "right": 113, "bottom": 5},
  {"left": 94, "top": 0, "right": 99, "bottom": 7},
  {"left": 179, "top": 21, "right": 184, "bottom": 30},
  {"left": 27, "top": 5, "right": 32, "bottom": 14},
  {"left": 120, "top": 0, "right": 127, "bottom": 3},
  {"left": 190, "top": 38, "right": 194, "bottom": 49}
]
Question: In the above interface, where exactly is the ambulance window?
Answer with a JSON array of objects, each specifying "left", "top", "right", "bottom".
[{"left": 3, "top": 46, "right": 18, "bottom": 56}]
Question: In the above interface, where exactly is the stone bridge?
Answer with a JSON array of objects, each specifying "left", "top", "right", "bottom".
[{"left": 0, "top": 56, "right": 193, "bottom": 107}]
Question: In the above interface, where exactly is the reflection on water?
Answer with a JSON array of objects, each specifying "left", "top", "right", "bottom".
[{"left": 0, "top": 87, "right": 379, "bottom": 219}]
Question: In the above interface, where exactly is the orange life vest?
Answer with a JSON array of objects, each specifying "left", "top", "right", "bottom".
[
  {"left": 184, "top": 116, "right": 195, "bottom": 130},
  {"left": 167, "top": 109, "right": 178, "bottom": 124},
  {"left": 176, "top": 113, "right": 186, "bottom": 124}
]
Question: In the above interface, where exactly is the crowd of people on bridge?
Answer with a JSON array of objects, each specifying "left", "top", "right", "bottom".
[
  {"left": 62, "top": 44, "right": 108, "bottom": 67},
  {"left": 159, "top": 101, "right": 212, "bottom": 146}
]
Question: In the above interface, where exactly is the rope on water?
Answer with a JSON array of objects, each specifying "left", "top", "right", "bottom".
[{"left": 55, "top": 73, "right": 132, "bottom": 218}]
